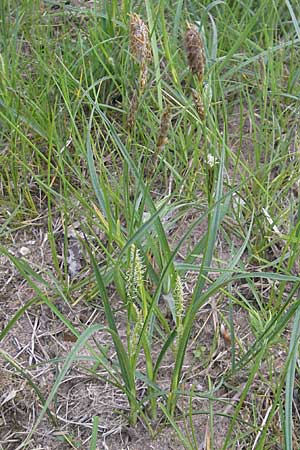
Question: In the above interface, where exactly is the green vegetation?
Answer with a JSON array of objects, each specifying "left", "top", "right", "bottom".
[{"left": 1, "top": 0, "right": 300, "bottom": 448}]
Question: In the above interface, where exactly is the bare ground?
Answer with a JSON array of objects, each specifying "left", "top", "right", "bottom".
[{"left": 0, "top": 216, "right": 291, "bottom": 449}]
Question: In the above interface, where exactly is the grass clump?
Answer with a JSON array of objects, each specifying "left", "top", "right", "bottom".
[{"left": 0, "top": 0, "right": 300, "bottom": 449}]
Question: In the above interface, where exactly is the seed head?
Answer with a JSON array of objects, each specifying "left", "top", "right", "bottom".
[
  {"left": 126, "top": 245, "right": 146, "bottom": 302},
  {"left": 132, "top": 246, "right": 146, "bottom": 290},
  {"left": 128, "top": 89, "right": 138, "bottom": 131},
  {"left": 130, "top": 13, "right": 152, "bottom": 64},
  {"left": 184, "top": 23, "right": 206, "bottom": 82},
  {"left": 192, "top": 89, "right": 205, "bottom": 120},
  {"left": 173, "top": 274, "right": 184, "bottom": 337},
  {"left": 131, "top": 304, "right": 144, "bottom": 353},
  {"left": 157, "top": 106, "right": 172, "bottom": 150},
  {"left": 140, "top": 62, "right": 148, "bottom": 91}
]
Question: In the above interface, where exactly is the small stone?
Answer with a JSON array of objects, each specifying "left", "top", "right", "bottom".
[{"left": 19, "top": 246, "right": 30, "bottom": 256}]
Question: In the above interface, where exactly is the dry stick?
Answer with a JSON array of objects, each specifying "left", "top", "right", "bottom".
[{"left": 251, "top": 404, "right": 273, "bottom": 450}]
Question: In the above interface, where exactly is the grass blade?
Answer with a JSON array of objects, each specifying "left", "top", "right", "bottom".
[
  {"left": 90, "top": 416, "right": 99, "bottom": 450},
  {"left": 284, "top": 300, "right": 300, "bottom": 450}
]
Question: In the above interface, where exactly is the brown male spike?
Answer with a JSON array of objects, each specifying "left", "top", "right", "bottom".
[
  {"left": 127, "top": 89, "right": 138, "bottom": 131},
  {"left": 156, "top": 106, "right": 172, "bottom": 150},
  {"left": 192, "top": 89, "right": 205, "bottom": 120},
  {"left": 148, "top": 105, "right": 172, "bottom": 177},
  {"left": 129, "top": 13, "right": 152, "bottom": 64},
  {"left": 130, "top": 13, "right": 152, "bottom": 91},
  {"left": 184, "top": 23, "right": 206, "bottom": 82},
  {"left": 140, "top": 62, "right": 148, "bottom": 92}
]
